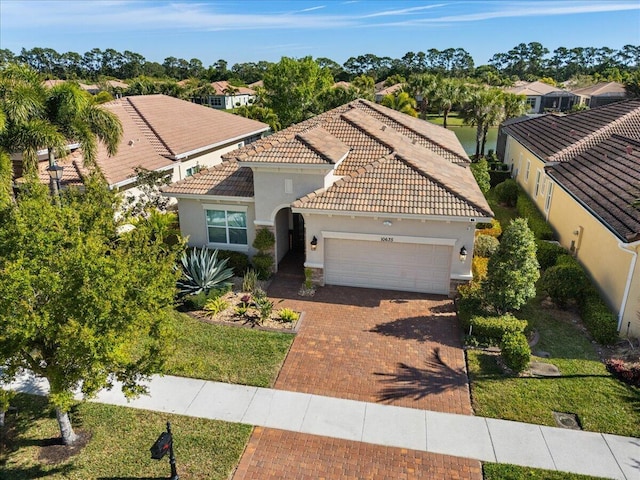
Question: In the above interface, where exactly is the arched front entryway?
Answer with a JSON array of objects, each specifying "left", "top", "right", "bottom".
[{"left": 273, "top": 207, "right": 305, "bottom": 273}]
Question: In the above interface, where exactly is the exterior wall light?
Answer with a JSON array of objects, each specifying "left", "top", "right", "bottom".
[
  {"left": 383, "top": 220, "right": 393, "bottom": 226},
  {"left": 459, "top": 246, "right": 467, "bottom": 262},
  {"left": 310, "top": 236, "right": 318, "bottom": 251}
]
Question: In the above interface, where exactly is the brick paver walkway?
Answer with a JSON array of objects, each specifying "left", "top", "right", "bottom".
[
  {"left": 234, "top": 256, "right": 480, "bottom": 479},
  {"left": 233, "top": 427, "right": 483, "bottom": 480}
]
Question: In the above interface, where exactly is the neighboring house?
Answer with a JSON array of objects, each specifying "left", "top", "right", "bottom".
[
  {"left": 163, "top": 99, "right": 493, "bottom": 296},
  {"left": 30, "top": 94, "right": 269, "bottom": 193},
  {"left": 374, "top": 83, "right": 404, "bottom": 102},
  {"left": 201, "top": 81, "right": 257, "bottom": 110},
  {"left": 571, "top": 82, "right": 628, "bottom": 108},
  {"left": 501, "top": 99, "right": 640, "bottom": 338},
  {"left": 505, "top": 81, "right": 577, "bottom": 114}
]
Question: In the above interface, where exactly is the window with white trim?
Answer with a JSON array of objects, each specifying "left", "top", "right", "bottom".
[
  {"left": 534, "top": 170, "right": 542, "bottom": 197},
  {"left": 205, "top": 209, "right": 247, "bottom": 245},
  {"left": 525, "top": 160, "right": 531, "bottom": 181},
  {"left": 211, "top": 97, "right": 223, "bottom": 106},
  {"left": 545, "top": 183, "right": 553, "bottom": 213}
]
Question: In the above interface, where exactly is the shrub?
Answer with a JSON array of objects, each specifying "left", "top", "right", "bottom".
[
  {"left": 303, "top": 267, "right": 314, "bottom": 290},
  {"left": 606, "top": 359, "right": 640, "bottom": 388},
  {"left": 217, "top": 250, "right": 250, "bottom": 276},
  {"left": 182, "top": 291, "right": 208, "bottom": 310},
  {"left": 489, "top": 170, "right": 512, "bottom": 187},
  {"left": 278, "top": 308, "right": 300, "bottom": 323},
  {"left": 535, "top": 240, "right": 566, "bottom": 270},
  {"left": 494, "top": 179, "right": 518, "bottom": 207},
  {"left": 472, "top": 256, "right": 489, "bottom": 280},
  {"left": 483, "top": 218, "right": 540, "bottom": 313},
  {"left": 252, "top": 227, "right": 275, "bottom": 252},
  {"left": 203, "top": 297, "right": 229, "bottom": 317},
  {"left": 474, "top": 234, "right": 500, "bottom": 257},
  {"left": 539, "top": 263, "right": 590, "bottom": 307},
  {"left": 457, "top": 281, "right": 485, "bottom": 329},
  {"left": 469, "top": 314, "right": 527, "bottom": 345},
  {"left": 470, "top": 158, "right": 491, "bottom": 194},
  {"left": 252, "top": 253, "right": 274, "bottom": 280},
  {"left": 516, "top": 194, "right": 554, "bottom": 240},
  {"left": 242, "top": 269, "right": 259, "bottom": 292},
  {"left": 254, "top": 296, "right": 274, "bottom": 324},
  {"left": 235, "top": 303, "right": 249, "bottom": 316},
  {"left": 580, "top": 290, "right": 618, "bottom": 345},
  {"left": 177, "top": 247, "right": 234, "bottom": 296},
  {"left": 475, "top": 218, "right": 502, "bottom": 239},
  {"left": 500, "top": 331, "right": 531, "bottom": 373}
]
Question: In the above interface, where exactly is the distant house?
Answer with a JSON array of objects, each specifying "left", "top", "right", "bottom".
[
  {"left": 163, "top": 99, "right": 492, "bottom": 296},
  {"left": 199, "top": 81, "right": 257, "bottom": 110},
  {"left": 571, "top": 82, "right": 628, "bottom": 108},
  {"left": 374, "top": 83, "right": 404, "bottom": 102},
  {"left": 30, "top": 94, "right": 269, "bottom": 193},
  {"left": 505, "top": 81, "right": 577, "bottom": 114},
  {"left": 501, "top": 100, "right": 640, "bottom": 338}
]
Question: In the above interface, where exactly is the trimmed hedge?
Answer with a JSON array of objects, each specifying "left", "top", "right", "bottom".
[
  {"left": 494, "top": 179, "right": 518, "bottom": 207},
  {"left": 217, "top": 250, "right": 250, "bottom": 276},
  {"left": 535, "top": 240, "right": 566, "bottom": 270},
  {"left": 500, "top": 331, "right": 531, "bottom": 373},
  {"left": 489, "top": 170, "right": 511, "bottom": 187},
  {"left": 475, "top": 218, "right": 502, "bottom": 238},
  {"left": 516, "top": 194, "right": 554, "bottom": 240},
  {"left": 457, "top": 282, "right": 485, "bottom": 328},
  {"left": 252, "top": 252, "right": 274, "bottom": 280},
  {"left": 580, "top": 288, "right": 619, "bottom": 345},
  {"left": 472, "top": 256, "right": 489, "bottom": 280},
  {"left": 539, "top": 262, "right": 590, "bottom": 307},
  {"left": 468, "top": 314, "right": 527, "bottom": 344},
  {"left": 474, "top": 234, "right": 500, "bottom": 257}
]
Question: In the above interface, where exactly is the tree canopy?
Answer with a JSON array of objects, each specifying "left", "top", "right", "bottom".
[{"left": 0, "top": 178, "right": 183, "bottom": 444}]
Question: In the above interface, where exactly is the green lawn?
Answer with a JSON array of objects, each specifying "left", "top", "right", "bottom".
[
  {"left": 426, "top": 112, "right": 466, "bottom": 127},
  {"left": 484, "top": 463, "right": 611, "bottom": 480},
  {"left": 164, "top": 311, "right": 294, "bottom": 387},
  {"left": 467, "top": 296, "right": 640, "bottom": 438},
  {"left": 1, "top": 393, "right": 252, "bottom": 480}
]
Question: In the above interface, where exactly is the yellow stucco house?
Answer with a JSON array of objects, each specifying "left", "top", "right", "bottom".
[{"left": 501, "top": 99, "right": 640, "bottom": 339}]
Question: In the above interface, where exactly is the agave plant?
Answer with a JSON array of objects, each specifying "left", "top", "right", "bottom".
[{"left": 177, "top": 247, "right": 234, "bottom": 296}]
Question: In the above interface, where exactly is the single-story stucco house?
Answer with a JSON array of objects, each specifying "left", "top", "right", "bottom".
[
  {"left": 501, "top": 99, "right": 640, "bottom": 338},
  {"left": 505, "top": 81, "right": 577, "bottom": 114},
  {"left": 571, "top": 82, "right": 628, "bottom": 109},
  {"left": 162, "top": 99, "right": 493, "bottom": 296},
  {"left": 29, "top": 94, "right": 269, "bottom": 193}
]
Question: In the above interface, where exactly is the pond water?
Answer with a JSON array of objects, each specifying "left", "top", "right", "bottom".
[{"left": 447, "top": 126, "right": 498, "bottom": 157}]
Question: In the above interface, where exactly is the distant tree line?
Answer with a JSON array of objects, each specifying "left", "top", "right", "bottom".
[{"left": 1, "top": 43, "right": 637, "bottom": 85}]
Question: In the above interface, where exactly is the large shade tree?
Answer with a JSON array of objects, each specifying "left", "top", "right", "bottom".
[{"left": 0, "top": 178, "right": 183, "bottom": 445}]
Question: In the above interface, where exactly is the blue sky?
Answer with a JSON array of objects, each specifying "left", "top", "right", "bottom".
[{"left": 1, "top": 1, "right": 639, "bottom": 67}]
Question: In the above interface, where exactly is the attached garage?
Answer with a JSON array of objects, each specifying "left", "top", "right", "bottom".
[{"left": 324, "top": 236, "right": 453, "bottom": 295}]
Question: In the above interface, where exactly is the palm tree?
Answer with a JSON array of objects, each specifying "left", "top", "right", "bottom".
[
  {"left": 460, "top": 87, "right": 503, "bottom": 158},
  {"left": 380, "top": 91, "right": 418, "bottom": 117},
  {"left": 432, "top": 78, "right": 462, "bottom": 129},
  {"left": 502, "top": 92, "right": 528, "bottom": 120},
  {"left": 405, "top": 73, "right": 437, "bottom": 117}
]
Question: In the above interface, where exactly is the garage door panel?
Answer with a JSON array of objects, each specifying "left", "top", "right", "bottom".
[{"left": 325, "top": 239, "right": 451, "bottom": 295}]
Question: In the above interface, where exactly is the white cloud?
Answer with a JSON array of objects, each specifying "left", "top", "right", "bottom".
[{"left": 362, "top": 4, "right": 448, "bottom": 18}]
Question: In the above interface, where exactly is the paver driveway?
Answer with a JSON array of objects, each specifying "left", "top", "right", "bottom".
[{"left": 233, "top": 266, "right": 481, "bottom": 479}]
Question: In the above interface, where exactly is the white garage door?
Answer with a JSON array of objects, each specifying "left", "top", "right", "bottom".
[{"left": 324, "top": 239, "right": 452, "bottom": 295}]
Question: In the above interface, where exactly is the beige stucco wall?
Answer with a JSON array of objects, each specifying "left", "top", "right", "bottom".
[
  {"left": 298, "top": 212, "right": 477, "bottom": 281},
  {"left": 504, "top": 137, "right": 551, "bottom": 214},
  {"left": 172, "top": 141, "right": 246, "bottom": 183},
  {"left": 250, "top": 167, "right": 331, "bottom": 222},
  {"left": 176, "top": 197, "right": 256, "bottom": 254},
  {"left": 548, "top": 183, "right": 640, "bottom": 338}
]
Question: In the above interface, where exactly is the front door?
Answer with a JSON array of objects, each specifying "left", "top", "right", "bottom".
[{"left": 292, "top": 213, "right": 305, "bottom": 252}]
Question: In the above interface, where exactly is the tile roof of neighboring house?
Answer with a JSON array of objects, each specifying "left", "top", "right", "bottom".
[
  {"left": 505, "top": 80, "right": 563, "bottom": 96},
  {"left": 502, "top": 99, "right": 640, "bottom": 162},
  {"left": 210, "top": 81, "right": 256, "bottom": 95},
  {"left": 105, "top": 79, "right": 128, "bottom": 89},
  {"left": 333, "top": 81, "right": 351, "bottom": 89},
  {"left": 571, "top": 82, "right": 626, "bottom": 97},
  {"left": 248, "top": 80, "right": 263, "bottom": 89},
  {"left": 42, "top": 79, "right": 67, "bottom": 88},
  {"left": 168, "top": 99, "right": 491, "bottom": 217},
  {"left": 35, "top": 150, "right": 87, "bottom": 188},
  {"left": 546, "top": 135, "right": 640, "bottom": 243},
  {"left": 376, "top": 83, "right": 404, "bottom": 96},
  {"left": 120, "top": 94, "right": 269, "bottom": 158},
  {"left": 162, "top": 160, "right": 253, "bottom": 197}
]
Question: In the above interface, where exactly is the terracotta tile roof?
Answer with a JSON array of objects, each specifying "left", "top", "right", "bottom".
[
  {"left": 122, "top": 94, "right": 268, "bottom": 157},
  {"left": 503, "top": 99, "right": 640, "bottom": 162},
  {"left": 505, "top": 81, "right": 562, "bottom": 96},
  {"left": 96, "top": 100, "right": 175, "bottom": 185},
  {"left": 162, "top": 160, "right": 253, "bottom": 197},
  {"left": 571, "top": 82, "right": 626, "bottom": 97},
  {"left": 376, "top": 83, "right": 404, "bottom": 96},
  {"left": 297, "top": 127, "right": 350, "bottom": 164},
  {"left": 35, "top": 150, "right": 86, "bottom": 188},
  {"left": 292, "top": 154, "right": 490, "bottom": 217},
  {"left": 547, "top": 135, "right": 640, "bottom": 242},
  {"left": 210, "top": 81, "right": 256, "bottom": 95}
]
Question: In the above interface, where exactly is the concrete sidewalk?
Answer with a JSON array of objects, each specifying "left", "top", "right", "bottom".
[{"left": 10, "top": 372, "right": 639, "bottom": 480}]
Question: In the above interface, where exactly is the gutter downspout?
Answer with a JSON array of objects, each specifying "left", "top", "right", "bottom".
[{"left": 617, "top": 240, "right": 640, "bottom": 334}]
